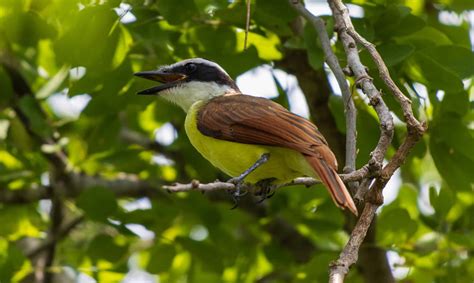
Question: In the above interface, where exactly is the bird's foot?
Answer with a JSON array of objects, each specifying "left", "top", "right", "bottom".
[
  {"left": 228, "top": 177, "right": 248, "bottom": 209},
  {"left": 255, "top": 178, "right": 277, "bottom": 204},
  {"left": 226, "top": 153, "right": 270, "bottom": 209}
]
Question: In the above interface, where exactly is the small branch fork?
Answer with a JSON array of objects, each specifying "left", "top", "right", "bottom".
[
  {"left": 290, "top": 0, "right": 358, "bottom": 190},
  {"left": 287, "top": 0, "right": 427, "bottom": 282}
]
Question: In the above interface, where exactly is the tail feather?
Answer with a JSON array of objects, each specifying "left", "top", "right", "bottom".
[{"left": 305, "top": 156, "right": 358, "bottom": 216}]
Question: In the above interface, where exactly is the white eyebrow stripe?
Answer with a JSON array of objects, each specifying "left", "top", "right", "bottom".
[{"left": 166, "top": 58, "right": 230, "bottom": 77}]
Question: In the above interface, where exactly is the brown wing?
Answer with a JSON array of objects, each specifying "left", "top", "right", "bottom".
[
  {"left": 197, "top": 95, "right": 337, "bottom": 168},
  {"left": 197, "top": 95, "right": 358, "bottom": 215}
]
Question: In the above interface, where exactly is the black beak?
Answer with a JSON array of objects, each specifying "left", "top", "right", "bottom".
[{"left": 134, "top": 70, "right": 187, "bottom": 95}]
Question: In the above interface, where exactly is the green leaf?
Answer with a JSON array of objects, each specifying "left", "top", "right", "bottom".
[
  {"left": 377, "top": 43, "right": 415, "bottom": 67},
  {"left": 399, "top": 26, "right": 452, "bottom": 48},
  {"left": 439, "top": 91, "right": 469, "bottom": 117},
  {"left": 440, "top": 0, "right": 474, "bottom": 12},
  {"left": 157, "top": 0, "right": 199, "bottom": 24},
  {"left": 433, "top": 23, "right": 472, "bottom": 49},
  {"left": 0, "top": 242, "right": 26, "bottom": 283},
  {"left": 355, "top": 104, "right": 379, "bottom": 168},
  {"left": 193, "top": 0, "right": 228, "bottom": 12},
  {"left": 394, "top": 14, "right": 426, "bottom": 36},
  {"left": 87, "top": 234, "right": 128, "bottom": 262},
  {"left": 18, "top": 96, "right": 53, "bottom": 138},
  {"left": 0, "top": 206, "right": 41, "bottom": 240},
  {"left": 176, "top": 237, "right": 224, "bottom": 273},
  {"left": 112, "top": 25, "right": 133, "bottom": 70},
  {"left": 54, "top": 5, "right": 131, "bottom": 72},
  {"left": 77, "top": 186, "right": 118, "bottom": 221},
  {"left": 378, "top": 208, "right": 418, "bottom": 246},
  {"left": 361, "top": 43, "right": 414, "bottom": 68},
  {"left": 299, "top": 252, "right": 339, "bottom": 283},
  {"left": 213, "top": 1, "right": 249, "bottom": 26},
  {"left": 430, "top": 118, "right": 474, "bottom": 191},
  {"left": 271, "top": 71, "right": 290, "bottom": 110},
  {"left": 0, "top": 11, "right": 56, "bottom": 46},
  {"left": 422, "top": 45, "right": 474, "bottom": 79},
  {"left": 328, "top": 95, "right": 346, "bottom": 134},
  {"left": 0, "top": 66, "right": 14, "bottom": 109},
  {"left": 187, "top": 25, "right": 237, "bottom": 55},
  {"left": 406, "top": 52, "right": 464, "bottom": 92},
  {"left": 35, "top": 65, "right": 70, "bottom": 99},
  {"left": 448, "top": 231, "right": 474, "bottom": 249},
  {"left": 434, "top": 91, "right": 473, "bottom": 166},
  {"left": 352, "top": 18, "right": 374, "bottom": 42},
  {"left": 374, "top": 5, "right": 425, "bottom": 39},
  {"left": 434, "top": 116, "right": 474, "bottom": 163},
  {"left": 236, "top": 30, "right": 282, "bottom": 61},
  {"left": 391, "top": 184, "right": 420, "bottom": 218},
  {"left": 303, "top": 23, "right": 324, "bottom": 70},
  {"left": 146, "top": 244, "right": 176, "bottom": 274},
  {"left": 254, "top": 0, "right": 297, "bottom": 36},
  {"left": 429, "top": 186, "right": 454, "bottom": 220}
]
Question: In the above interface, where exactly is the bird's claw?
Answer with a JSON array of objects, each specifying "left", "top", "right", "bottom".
[
  {"left": 256, "top": 186, "right": 276, "bottom": 204},
  {"left": 228, "top": 177, "right": 247, "bottom": 209},
  {"left": 254, "top": 177, "right": 276, "bottom": 204}
]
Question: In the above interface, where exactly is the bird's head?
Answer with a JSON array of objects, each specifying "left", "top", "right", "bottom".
[{"left": 135, "top": 58, "right": 240, "bottom": 111}]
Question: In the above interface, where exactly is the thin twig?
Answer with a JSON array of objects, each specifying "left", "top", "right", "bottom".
[
  {"left": 0, "top": 171, "right": 375, "bottom": 205},
  {"left": 289, "top": 0, "right": 359, "bottom": 202},
  {"left": 244, "top": 0, "right": 251, "bottom": 49},
  {"left": 329, "top": 201, "right": 378, "bottom": 279},
  {"left": 324, "top": 0, "right": 426, "bottom": 281},
  {"left": 290, "top": 1, "right": 357, "bottom": 180},
  {"left": 28, "top": 216, "right": 85, "bottom": 259},
  {"left": 329, "top": 0, "right": 425, "bottom": 136},
  {"left": 35, "top": 195, "right": 63, "bottom": 283}
]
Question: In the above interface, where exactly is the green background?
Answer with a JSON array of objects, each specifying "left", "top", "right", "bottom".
[{"left": 0, "top": 0, "right": 473, "bottom": 282}]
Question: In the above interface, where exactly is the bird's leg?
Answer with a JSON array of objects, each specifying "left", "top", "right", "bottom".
[
  {"left": 228, "top": 153, "right": 270, "bottom": 208},
  {"left": 255, "top": 177, "right": 277, "bottom": 204}
]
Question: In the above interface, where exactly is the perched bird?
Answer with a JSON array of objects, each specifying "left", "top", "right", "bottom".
[{"left": 135, "top": 58, "right": 357, "bottom": 215}]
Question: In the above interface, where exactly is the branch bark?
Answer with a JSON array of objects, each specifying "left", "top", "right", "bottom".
[
  {"left": 27, "top": 216, "right": 85, "bottom": 259},
  {"left": 34, "top": 195, "right": 63, "bottom": 283},
  {"left": 2, "top": 172, "right": 381, "bottom": 204},
  {"left": 290, "top": 0, "right": 357, "bottom": 182},
  {"left": 323, "top": 0, "right": 426, "bottom": 282},
  {"left": 288, "top": 2, "right": 397, "bottom": 282}
]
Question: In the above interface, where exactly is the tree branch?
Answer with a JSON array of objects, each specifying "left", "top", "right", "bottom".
[
  {"left": 288, "top": 2, "right": 397, "bottom": 282},
  {"left": 28, "top": 215, "right": 85, "bottom": 259},
  {"left": 290, "top": 0, "right": 357, "bottom": 183},
  {"left": 328, "top": 0, "right": 425, "bottom": 136},
  {"left": 323, "top": 0, "right": 426, "bottom": 281},
  {"left": 1, "top": 172, "right": 378, "bottom": 204},
  {"left": 34, "top": 194, "right": 63, "bottom": 283},
  {"left": 0, "top": 173, "right": 167, "bottom": 204}
]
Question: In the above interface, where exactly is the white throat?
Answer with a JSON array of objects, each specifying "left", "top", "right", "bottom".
[{"left": 160, "top": 81, "right": 236, "bottom": 112}]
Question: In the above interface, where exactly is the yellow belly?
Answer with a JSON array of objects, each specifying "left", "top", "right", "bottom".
[{"left": 185, "top": 101, "right": 315, "bottom": 184}]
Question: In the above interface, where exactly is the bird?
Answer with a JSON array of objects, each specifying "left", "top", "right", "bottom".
[{"left": 135, "top": 58, "right": 358, "bottom": 215}]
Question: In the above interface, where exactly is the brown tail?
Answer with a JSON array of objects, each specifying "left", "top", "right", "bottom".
[{"left": 305, "top": 156, "right": 358, "bottom": 216}]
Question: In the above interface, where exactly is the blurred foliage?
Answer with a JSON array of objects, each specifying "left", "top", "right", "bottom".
[{"left": 0, "top": 0, "right": 473, "bottom": 282}]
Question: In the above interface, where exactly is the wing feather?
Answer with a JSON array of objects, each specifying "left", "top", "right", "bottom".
[
  {"left": 196, "top": 95, "right": 358, "bottom": 215},
  {"left": 197, "top": 95, "right": 331, "bottom": 162}
]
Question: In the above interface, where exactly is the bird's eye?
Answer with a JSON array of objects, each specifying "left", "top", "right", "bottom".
[{"left": 184, "top": 63, "right": 197, "bottom": 73}]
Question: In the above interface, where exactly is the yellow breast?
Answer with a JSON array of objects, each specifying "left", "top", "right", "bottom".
[{"left": 184, "top": 101, "right": 315, "bottom": 183}]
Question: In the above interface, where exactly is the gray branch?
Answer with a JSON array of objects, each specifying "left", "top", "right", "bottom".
[
  {"left": 0, "top": 170, "right": 382, "bottom": 205},
  {"left": 0, "top": 173, "right": 167, "bottom": 204},
  {"left": 27, "top": 216, "right": 85, "bottom": 259},
  {"left": 290, "top": 0, "right": 358, "bottom": 184},
  {"left": 324, "top": 0, "right": 426, "bottom": 281}
]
